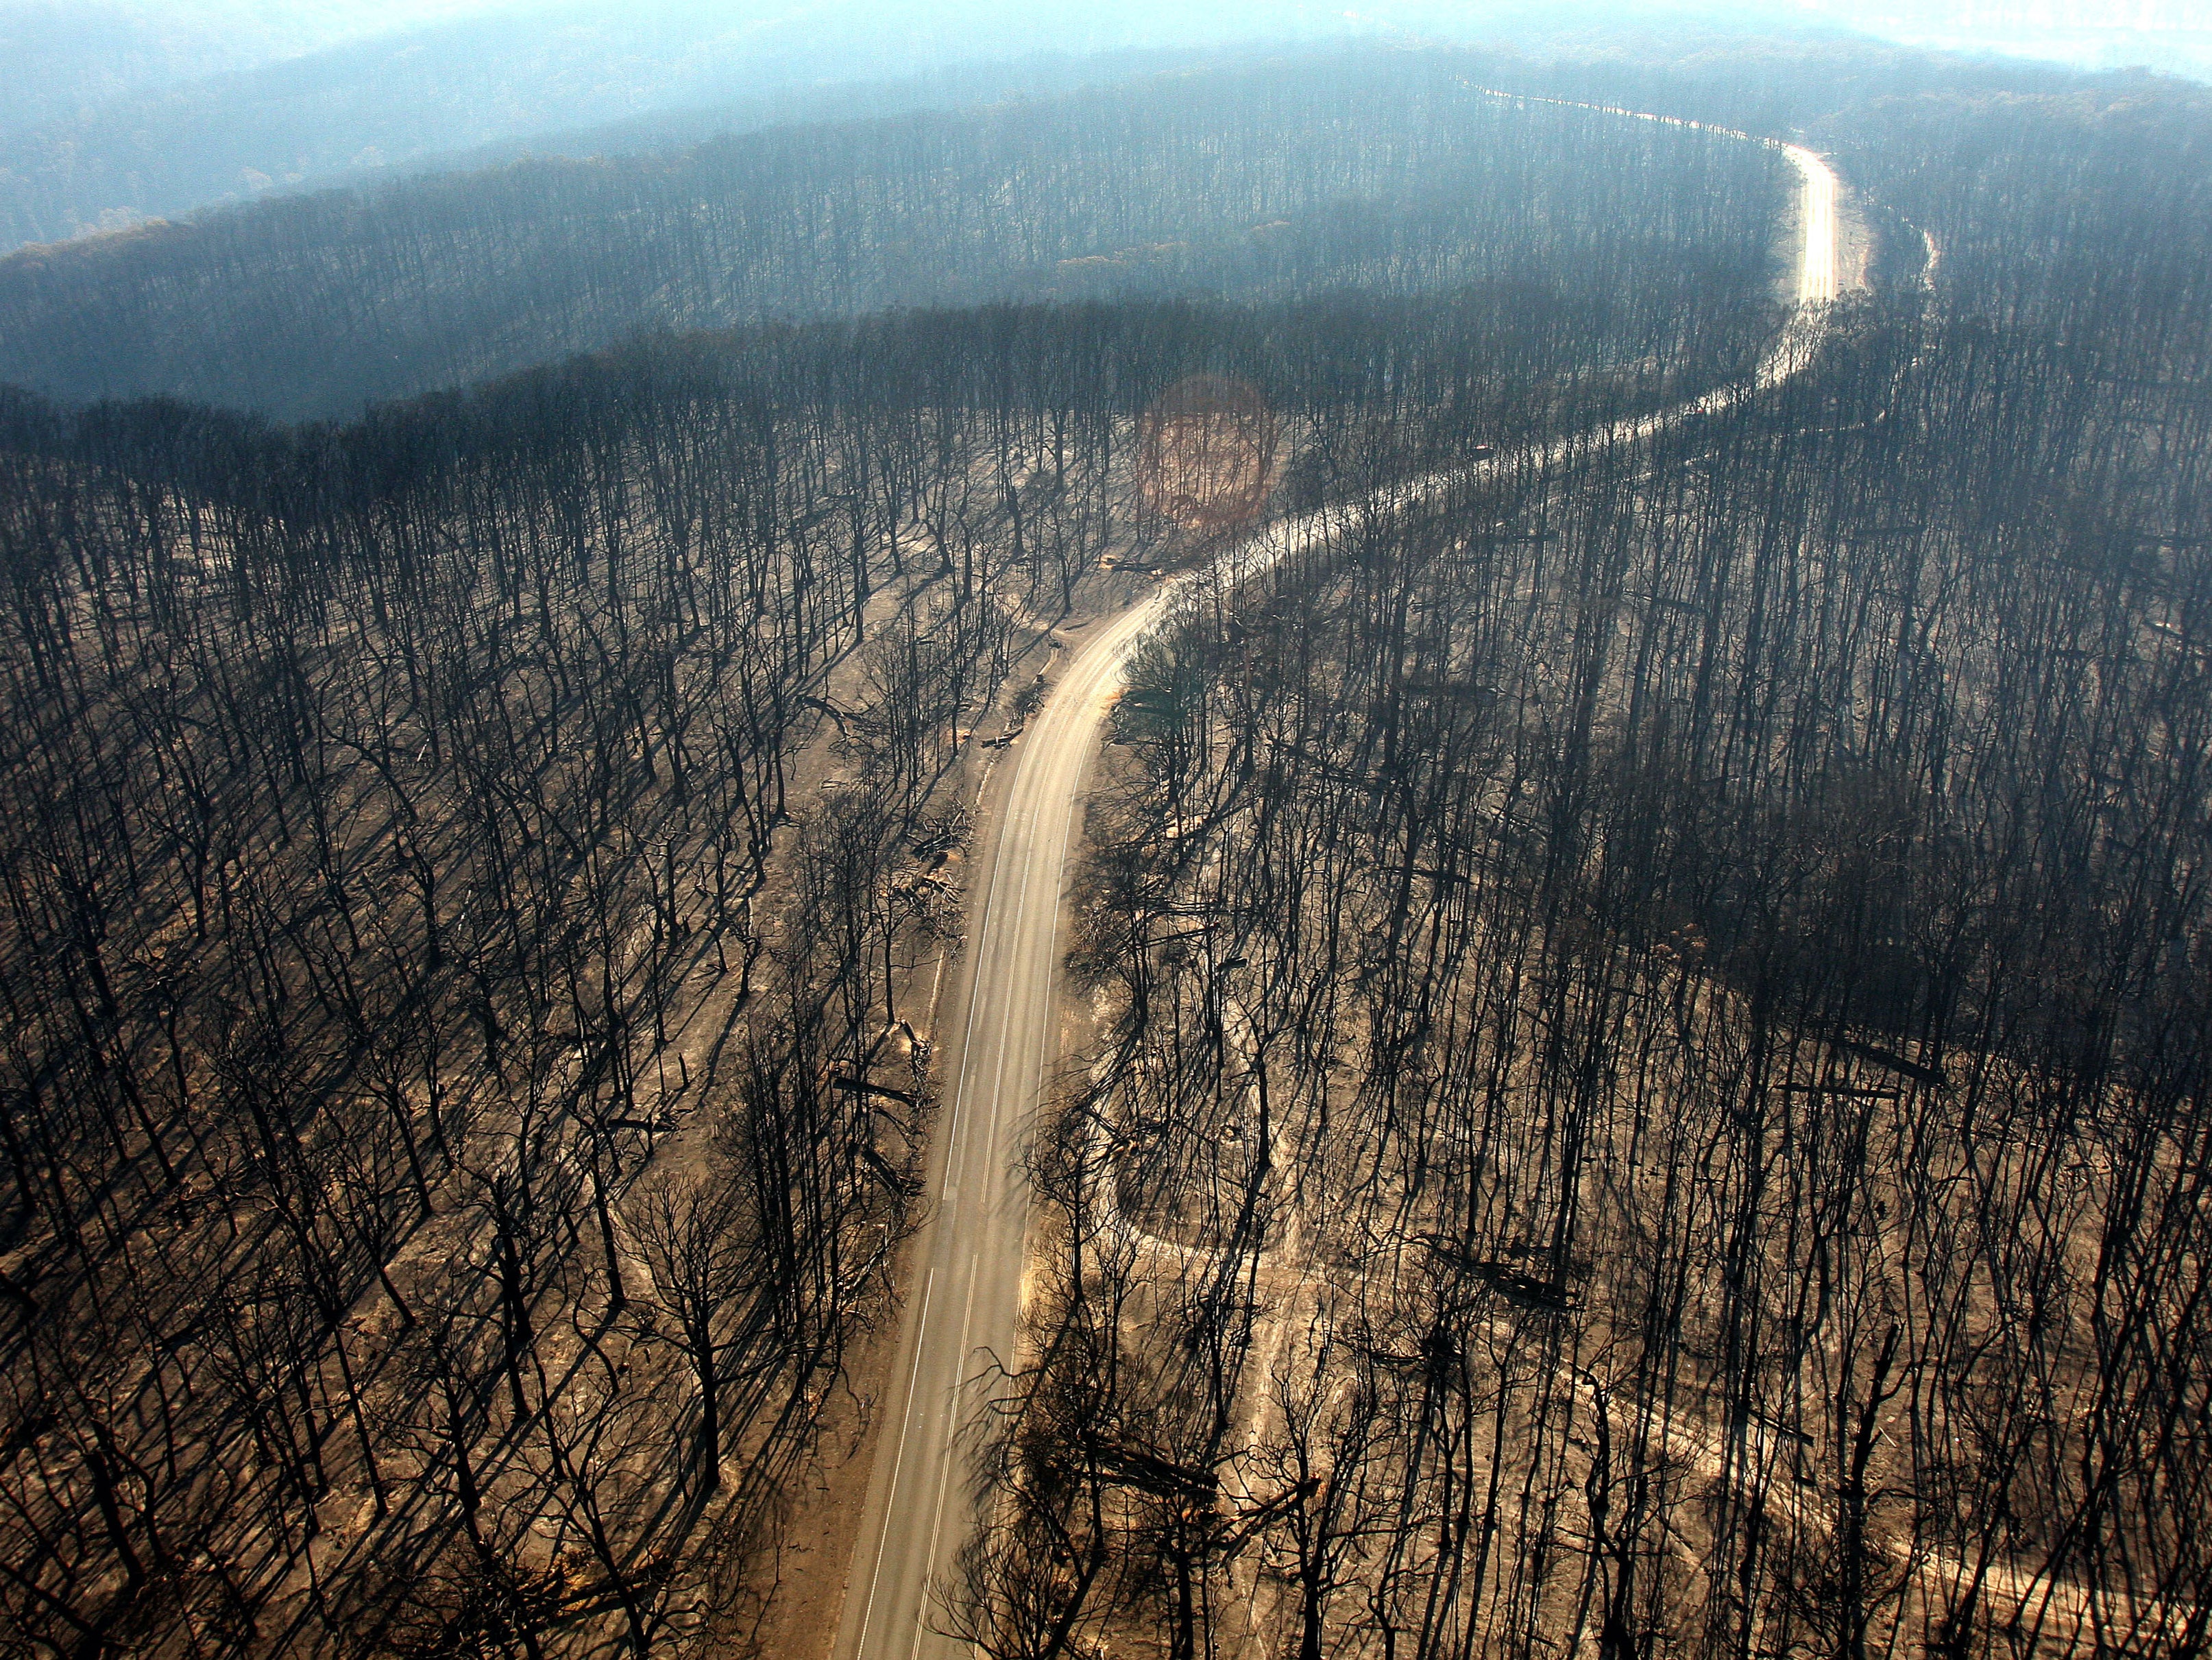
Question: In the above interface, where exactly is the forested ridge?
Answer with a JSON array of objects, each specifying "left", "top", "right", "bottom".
[
  {"left": 0, "top": 51, "right": 1786, "bottom": 420},
  {"left": 0, "top": 51, "right": 1795, "bottom": 1659},
  {"left": 0, "top": 0, "right": 1394, "bottom": 257},
  {"left": 963, "top": 53, "right": 2212, "bottom": 1660}
]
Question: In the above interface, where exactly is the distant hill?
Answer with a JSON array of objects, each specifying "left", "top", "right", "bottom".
[
  {"left": 0, "top": 0, "right": 507, "bottom": 132},
  {"left": 1786, "top": 0, "right": 2212, "bottom": 81},
  {"left": 0, "top": 0, "right": 1387, "bottom": 253},
  {"left": 0, "top": 48, "right": 1790, "bottom": 419},
  {"left": 0, "top": 0, "right": 1900, "bottom": 258}
]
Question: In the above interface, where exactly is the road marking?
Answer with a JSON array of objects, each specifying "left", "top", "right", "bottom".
[{"left": 849, "top": 1265, "right": 938, "bottom": 1660}]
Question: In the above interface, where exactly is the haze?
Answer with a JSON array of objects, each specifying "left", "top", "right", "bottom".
[
  {"left": 3, "top": 0, "right": 2206, "bottom": 253},
  {"left": 3, "top": 3, "right": 2210, "bottom": 1659}
]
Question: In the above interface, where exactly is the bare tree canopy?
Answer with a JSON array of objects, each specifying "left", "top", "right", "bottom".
[{"left": 1, "top": 27, "right": 2208, "bottom": 1660}]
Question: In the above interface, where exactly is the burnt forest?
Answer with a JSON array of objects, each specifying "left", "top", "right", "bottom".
[{"left": 0, "top": 14, "right": 2207, "bottom": 1660}]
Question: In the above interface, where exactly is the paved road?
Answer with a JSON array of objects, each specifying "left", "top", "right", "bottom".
[
  {"left": 831, "top": 125, "right": 1842, "bottom": 1660},
  {"left": 1788, "top": 141, "right": 1840, "bottom": 304}
]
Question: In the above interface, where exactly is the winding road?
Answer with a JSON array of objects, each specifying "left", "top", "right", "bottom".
[{"left": 831, "top": 117, "right": 1844, "bottom": 1660}]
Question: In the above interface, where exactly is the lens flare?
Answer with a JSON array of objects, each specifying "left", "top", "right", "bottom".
[{"left": 1136, "top": 375, "right": 1277, "bottom": 531}]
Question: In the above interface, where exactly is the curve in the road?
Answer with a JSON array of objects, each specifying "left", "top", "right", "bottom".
[{"left": 833, "top": 119, "right": 1845, "bottom": 1660}]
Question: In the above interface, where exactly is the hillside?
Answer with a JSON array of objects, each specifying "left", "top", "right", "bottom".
[
  {"left": 0, "top": 0, "right": 1383, "bottom": 256},
  {"left": 971, "top": 45, "right": 2212, "bottom": 1660},
  {"left": 0, "top": 48, "right": 1796, "bottom": 1656},
  {"left": 0, "top": 50, "right": 1789, "bottom": 419}
]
